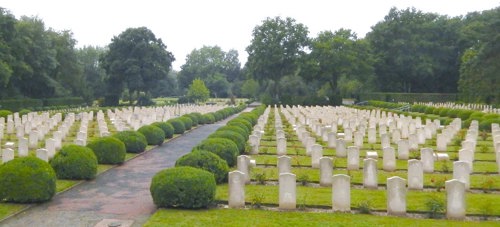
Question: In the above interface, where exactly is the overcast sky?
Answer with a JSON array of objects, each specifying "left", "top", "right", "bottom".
[{"left": 1, "top": 0, "right": 498, "bottom": 70}]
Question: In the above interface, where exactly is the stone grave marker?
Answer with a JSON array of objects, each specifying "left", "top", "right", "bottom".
[
  {"left": 407, "top": 159, "right": 423, "bottom": 190},
  {"left": 363, "top": 158, "right": 378, "bottom": 189},
  {"left": 332, "top": 174, "right": 351, "bottom": 211},
  {"left": 387, "top": 176, "right": 407, "bottom": 216},
  {"left": 319, "top": 157, "right": 333, "bottom": 186},
  {"left": 279, "top": 173, "right": 296, "bottom": 210},
  {"left": 228, "top": 170, "right": 246, "bottom": 208}
]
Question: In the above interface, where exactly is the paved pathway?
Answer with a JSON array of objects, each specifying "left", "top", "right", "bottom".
[{"left": 1, "top": 113, "right": 242, "bottom": 227}]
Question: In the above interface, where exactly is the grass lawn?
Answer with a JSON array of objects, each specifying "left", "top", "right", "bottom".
[{"left": 143, "top": 208, "right": 499, "bottom": 227}]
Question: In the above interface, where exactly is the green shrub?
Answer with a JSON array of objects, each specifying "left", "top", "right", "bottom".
[
  {"left": 138, "top": 125, "right": 166, "bottom": 146},
  {"left": 0, "top": 110, "right": 12, "bottom": 118},
  {"left": 184, "top": 113, "right": 199, "bottom": 126},
  {"left": 18, "top": 109, "right": 31, "bottom": 116},
  {"left": 469, "top": 112, "right": 485, "bottom": 121},
  {"left": 0, "top": 157, "right": 56, "bottom": 203},
  {"left": 50, "top": 145, "right": 97, "bottom": 180},
  {"left": 178, "top": 116, "right": 193, "bottom": 130},
  {"left": 190, "top": 112, "right": 204, "bottom": 124},
  {"left": 167, "top": 119, "right": 186, "bottom": 134},
  {"left": 176, "top": 150, "right": 229, "bottom": 184},
  {"left": 202, "top": 113, "right": 215, "bottom": 124},
  {"left": 227, "top": 119, "right": 252, "bottom": 134},
  {"left": 208, "top": 130, "right": 246, "bottom": 153},
  {"left": 238, "top": 112, "right": 258, "bottom": 125},
  {"left": 447, "top": 109, "right": 460, "bottom": 118},
  {"left": 196, "top": 138, "right": 239, "bottom": 166},
  {"left": 425, "top": 106, "right": 436, "bottom": 115},
  {"left": 151, "top": 122, "right": 174, "bottom": 139},
  {"left": 217, "top": 125, "right": 249, "bottom": 139},
  {"left": 87, "top": 137, "right": 126, "bottom": 164},
  {"left": 213, "top": 111, "right": 223, "bottom": 121},
  {"left": 150, "top": 166, "right": 216, "bottom": 208},
  {"left": 113, "top": 131, "right": 148, "bottom": 153},
  {"left": 457, "top": 110, "right": 474, "bottom": 120},
  {"left": 479, "top": 118, "right": 500, "bottom": 132}
]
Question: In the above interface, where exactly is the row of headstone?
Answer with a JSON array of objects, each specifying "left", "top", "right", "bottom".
[{"left": 414, "top": 102, "right": 500, "bottom": 114}]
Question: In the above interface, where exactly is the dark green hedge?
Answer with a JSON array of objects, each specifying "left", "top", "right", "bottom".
[
  {"left": 112, "top": 131, "right": 148, "bottom": 153},
  {"left": 87, "top": 137, "right": 126, "bottom": 164},
  {"left": 196, "top": 138, "right": 239, "bottom": 167},
  {"left": 359, "top": 92, "right": 458, "bottom": 103},
  {"left": 176, "top": 150, "right": 229, "bottom": 184},
  {"left": 138, "top": 125, "right": 166, "bottom": 146},
  {"left": 50, "top": 145, "right": 97, "bottom": 180}
]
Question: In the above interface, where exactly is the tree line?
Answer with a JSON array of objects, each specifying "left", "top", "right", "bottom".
[{"left": 0, "top": 6, "right": 498, "bottom": 106}]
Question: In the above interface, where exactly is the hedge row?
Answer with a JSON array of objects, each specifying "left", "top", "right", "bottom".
[
  {"left": 0, "top": 97, "right": 86, "bottom": 112},
  {"left": 359, "top": 93, "right": 458, "bottom": 103},
  {"left": 151, "top": 104, "right": 249, "bottom": 209}
]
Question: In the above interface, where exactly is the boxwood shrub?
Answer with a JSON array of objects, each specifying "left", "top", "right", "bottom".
[
  {"left": 175, "top": 150, "right": 229, "bottom": 184},
  {"left": 167, "top": 118, "right": 186, "bottom": 134},
  {"left": 151, "top": 122, "right": 174, "bottom": 139},
  {"left": 150, "top": 166, "right": 216, "bottom": 209},
  {"left": 87, "top": 137, "right": 126, "bottom": 164},
  {"left": 138, "top": 125, "right": 166, "bottom": 146},
  {"left": 217, "top": 125, "right": 249, "bottom": 139},
  {"left": 178, "top": 116, "right": 193, "bottom": 130},
  {"left": 113, "top": 131, "right": 148, "bottom": 153},
  {"left": 184, "top": 113, "right": 199, "bottom": 127},
  {"left": 227, "top": 119, "right": 252, "bottom": 133},
  {"left": 202, "top": 113, "right": 215, "bottom": 124},
  {"left": 208, "top": 130, "right": 246, "bottom": 153},
  {"left": 0, "top": 157, "right": 56, "bottom": 203},
  {"left": 196, "top": 138, "right": 239, "bottom": 166},
  {"left": 50, "top": 145, "right": 98, "bottom": 180},
  {"left": 190, "top": 112, "right": 204, "bottom": 124}
]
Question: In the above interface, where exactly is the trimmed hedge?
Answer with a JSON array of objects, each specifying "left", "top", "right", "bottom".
[
  {"left": 196, "top": 138, "right": 239, "bottom": 167},
  {"left": 178, "top": 116, "right": 193, "bottom": 130},
  {"left": 217, "top": 125, "right": 249, "bottom": 139},
  {"left": 184, "top": 113, "right": 199, "bottom": 127},
  {"left": 138, "top": 125, "right": 166, "bottom": 146},
  {"left": 152, "top": 122, "right": 175, "bottom": 139},
  {"left": 167, "top": 118, "right": 186, "bottom": 134},
  {"left": 208, "top": 130, "right": 246, "bottom": 153},
  {"left": 87, "top": 137, "right": 126, "bottom": 164},
  {"left": 113, "top": 131, "right": 148, "bottom": 153},
  {"left": 227, "top": 119, "right": 252, "bottom": 134},
  {"left": 50, "top": 145, "right": 98, "bottom": 180},
  {"left": 359, "top": 92, "right": 458, "bottom": 103},
  {"left": 150, "top": 166, "right": 216, "bottom": 209},
  {"left": 0, "top": 157, "right": 56, "bottom": 203},
  {"left": 176, "top": 150, "right": 229, "bottom": 184},
  {"left": 202, "top": 113, "right": 216, "bottom": 124}
]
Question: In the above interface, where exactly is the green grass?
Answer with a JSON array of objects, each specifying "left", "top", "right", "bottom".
[{"left": 144, "top": 208, "right": 499, "bottom": 227}]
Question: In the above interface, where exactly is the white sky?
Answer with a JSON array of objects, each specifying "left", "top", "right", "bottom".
[{"left": 1, "top": 0, "right": 499, "bottom": 70}]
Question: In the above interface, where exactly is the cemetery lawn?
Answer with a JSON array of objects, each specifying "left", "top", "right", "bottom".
[{"left": 144, "top": 208, "right": 499, "bottom": 227}]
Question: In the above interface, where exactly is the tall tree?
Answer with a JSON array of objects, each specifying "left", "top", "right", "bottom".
[
  {"left": 101, "top": 27, "right": 174, "bottom": 105},
  {"left": 245, "top": 16, "right": 309, "bottom": 102},
  {"left": 76, "top": 45, "right": 107, "bottom": 102},
  {"left": 187, "top": 78, "right": 210, "bottom": 103},
  {"left": 49, "top": 30, "right": 83, "bottom": 97},
  {"left": 0, "top": 8, "right": 16, "bottom": 97},
  {"left": 303, "top": 29, "right": 374, "bottom": 105}
]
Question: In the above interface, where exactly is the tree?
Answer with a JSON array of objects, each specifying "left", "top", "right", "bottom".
[
  {"left": 240, "top": 79, "right": 259, "bottom": 99},
  {"left": 245, "top": 16, "right": 309, "bottom": 103},
  {"left": 187, "top": 79, "right": 210, "bottom": 103},
  {"left": 0, "top": 8, "right": 16, "bottom": 96},
  {"left": 303, "top": 29, "right": 374, "bottom": 105},
  {"left": 49, "top": 30, "right": 83, "bottom": 97},
  {"left": 178, "top": 46, "right": 240, "bottom": 97},
  {"left": 76, "top": 45, "right": 107, "bottom": 102},
  {"left": 100, "top": 27, "right": 175, "bottom": 106}
]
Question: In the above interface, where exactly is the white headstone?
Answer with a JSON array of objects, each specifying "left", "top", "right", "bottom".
[
  {"left": 407, "top": 159, "right": 423, "bottom": 190},
  {"left": 332, "top": 174, "right": 351, "bottom": 211},
  {"left": 237, "top": 155, "right": 251, "bottom": 184},
  {"left": 387, "top": 176, "right": 407, "bottom": 216},
  {"left": 45, "top": 138, "right": 56, "bottom": 158},
  {"left": 279, "top": 173, "right": 296, "bottom": 210},
  {"left": 363, "top": 158, "right": 378, "bottom": 189},
  {"left": 381, "top": 133, "right": 390, "bottom": 148},
  {"left": 228, "top": 170, "right": 246, "bottom": 208},
  {"left": 383, "top": 147, "right": 396, "bottom": 172},
  {"left": 277, "top": 137, "right": 287, "bottom": 156},
  {"left": 354, "top": 131, "right": 363, "bottom": 148},
  {"left": 327, "top": 132, "right": 337, "bottom": 148},
  {"left": 347, "top": 146, "right": 360, "bottom": 170},
  {"left": 336, "top": 139, "right": 346, "bottom": 157},
  {"left": 18, "top": 137, "right": 28, "bottom": 157},
  {"left": 311, "top": 144, "right": 323, "bottom": 168},
  {"left": 278, "top": 155, "right": 292, "bottom": 174},
  {"left": 2, "top": 148, "right": 14, "bottom": 164},
  {"left": 420, "top": 148, "right": 434, "bottom": 173},
  {"left": 368, "top": 128, "right": 376, "bottom": 144},
  {"left": 397, "top": 140, "right": 409, "bottom": 160},
  {"left": 29, "top": 130, "right": 39, "bottom": 149},
  {"left": 319, "top": 157, "right": 333, "bottom": 186},
  {"left": 446, "top": 179, "right": 466, "bottom": 220},
  {"left": 453, "top": 161, "right": 470, "bottom": 190},
  {"left": 36, "top": 148, "right": 48, "bottom": 162}
]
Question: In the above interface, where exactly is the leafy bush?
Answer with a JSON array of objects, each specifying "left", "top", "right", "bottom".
[
  {"left": 178, "top": 116, "right": 193, "bottom": 130},
  {"left": 479, "top": 118, "right": 500, "bottom": 132},
  {"left": 196, "top": 138, "right": 239, "bottom": 166},
  {"left": 50, "top": 145, "right": 97, "bottom": 180},
  {"left": 190, "top": 112, "right": 204, "bottom": 124},
  {"left": 184, "top": 113, "right": 199, "bottom": 126},
  {"left": 217, "top": 125, "right": 249, "bottom": 139},
  {"left": 152, "top": 122, "right": 174, "bottom": 139},
  {"left": 457, "top": 110, "right": 474, "bottom": 120},
  {"left": 227, "top": 119, "right": 252, "bottom": 134},
  {"left": 176, "top": 150, "right": 229, "bottom": 184},
  {"left": 87, "top": 137, "right": 126, "bottom": 164},
  {"left": 167, "top": 118, "right": 186, "bottom": 134},
  {"left": 0, "top": 110, "right": 12, "bottom": 118},
  {"left": 113, "top": 131, "right": 148, "bottom": 153},
  {"left": 150, "top": 166, "right": 216, "bottom": 208},
  {"left": 208, "top": 130, "right": 246, "bottom": 153},
  {"left": 469, "top": 112, "right": 485, "bottom": 121},
  {"left": 238, "top": 112, "right": 258, "bottom": 125},
  {"left": 202, "top": 113, "right": 215, "bottom": 124},
  {"left": 0, "top": 157, "right": 56, "bottom": 203},
  {"left": 18, "top": 109, "right": 31, "bottom": 116},
  {"left": 138, "top": 125, "right": 166, "bottom": 146}
]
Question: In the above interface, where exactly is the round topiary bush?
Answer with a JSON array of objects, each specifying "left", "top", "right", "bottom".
[
  {"left": 178, "top": 116, "right": 193, "bottom": 130},
  {"left": 190, "top": 112, "right": 204, "bottom": 124},
  {"left": 138, "top": 125, "right": 166, "bottom": 146},
  {"left": 217, "top": 125, "right": 249, "bottom": 139},
  {"left": 176, "top": 150, "right": 229, "bottom": 184},
  {"left": 87, "top": 137, "right": 126, "bottom": 164},
  {"left": 167, "top": 119, "right": 186, "bottom": 134},
  {"left": 152, "top": 122, "right": 174, "bottom": 139},
  {"left": 202, "top": 113, "right": 215, "bottom": 124},
  {"left": 113, "top": 130, "right": 148, "bottom": 153},
  {"left": 150, "top": 166, "right": 216, "bottom": 209},
  {"left": 227, "top": 119, "right": 252, "bottom": 134},
  {"left": 184, "top": 113, "right": 199, "bottom": 126},
  {"left": 0, "top": 110, "right": 12, "bottom": 118},
  {"left": 50, "top": 145, "right": 98, "bottom": 180},
  {"left": 196, "top": 138, "right": 239, "bottom": 166},
  {"left": 208, "top": 130, "right": 246, "bottom": 153},
  {"left": 0, "top": 157, "right": 56, "bottom": 203}
]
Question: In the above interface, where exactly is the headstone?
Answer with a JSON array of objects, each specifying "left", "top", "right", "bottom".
[
  {"left": 420, "top": 148, "right": 434, "bottom": 173},
  {"left": 36, "top": 148, "right": 48, "bottom": 162},
  {"left": 18, "top": 137, "right": 28, "bottom": 157},
  {"left": 2, "top": 148, "right": 14, "bottom": 163},
  {"left": 237, "top": 155, "right": 251, "bottom": 184},
  {"left": 305, "top": 137, "right": 316, "bottom": 156},
  {"left": 407, "top": 159, "right": 423, "bottom": 190},
  {"left": 387, "top": 176, "right": 407, "bottom": 216},
  {"left": 45, "top": 138, "right": 56, "bottom": 158},
  {"left": 458, "top": 149, "right": 473, "bottom": 172},
  {"left": 446, "top": 179, "right": 466, "bottom": 220},
  {"left": 391, "top": 129, "right": 401, "bottom": 144},
  {"left": 228, "top": 170, "right": 246, "bottom": 208},
  {"left": 363, "top": 158, "right": 378, "bottom": 189},
  {"left": 311, "top": 144, "right": 323, "bottom": 168},
  {"left": 327, "top": 132, "right": 336, "bottom": 148},
  {"left": 344, "top": 128, "right": 352, "bottom": 142},
  {"left": 397, "top": 140, "right": 409, "bottom": 160},
  {"left": 368, "top": 128, "right": 376, "bottom": 144},
  {"left": 381, "top": 133, "right": 390, "bottom": 148},
  {"left": 319, "top": 157, "right": 333, "bottom": 186},
  {"left": 453, "top": 161, "right": 470, "bottom": 190},
  {"left": 366, "top": 151, "right": 378, "bottom": 159},
  {"left": 347, "top": 146, "right": 360, "bottom": 170},
  {"left": 437, "top": 134, "right": 447, "bottom": 152},
  {"left": 278, "top": 155, "right": 292, "bottom": 174},
  {"left": 383, "top": 147, "right": 396, "bottom": 171},
  {"left": 332, "top": 174, "right": 351, "bottom": 211},
  {"left": 279, "top": 173, "right": 296, "bottom": 210},
  {"left": 277, "top": 137, "right": 287, "bottom": 155},
  {"left": 408, "top": 134, "right": 418, "bottom": 151},
  {"left": 29, "top": 130, "right": 39, "bottom": 149},
  {"left": 336, "top": 139, "right": 346, "bottom": 157},
  {"left": 354, "top": 131, "right": 363, "bottom": 147}
]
